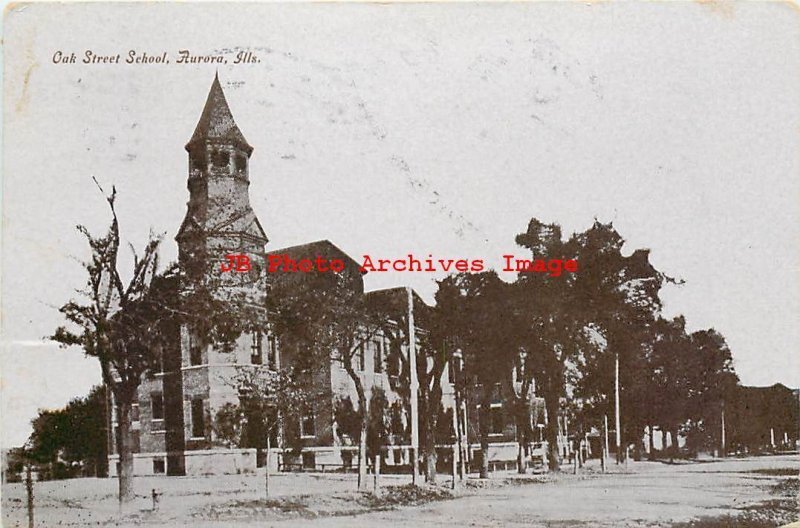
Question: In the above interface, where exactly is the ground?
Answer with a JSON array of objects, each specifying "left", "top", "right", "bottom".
[{"left": 2, "top": 454, "right": 798, "bottom": 527}]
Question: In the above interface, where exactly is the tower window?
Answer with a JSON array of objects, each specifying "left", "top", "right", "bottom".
[
  {"left": 235, "top": 153, "right": 247, "bottom": 173},
  {"left": 211, "top": 150, "right": 229, "bottom": 169},
  {"left": 191, "top": 151, "right": 206, "bottom": 172}
]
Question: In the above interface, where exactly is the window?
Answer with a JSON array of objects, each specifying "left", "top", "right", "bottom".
[
  {"left": 300, "top": 408, "right": 315, "bottom": 438},
  {"left": 153, "top": 458, "right": 165, "bottom": 474},
  {"left": 356, "top": 344, "right": 365, "bottom": 371},
  {"left": 189, "top": 333, "right": 202, "bottom": 366},
  {"left": 212, "top": 149, "right": 229, "bottom": 169},
  {"left": 151, "top": 393, "right": 164, "bottom": 421},
  {"left": 267, "top": 334, "right": 279, "bottom": 369},
  {"left": 191, "top": 398, "right": 205, "bottom": 438},
  {"left": 190, "top": 150, "right": 206, "bottom": 172},
  {"left": 235, "top": 153, "right": 247, "bottom": 173},
  {"left": 190, "top": 345, "right": 202, "bottom": 366},
  {"left": 250, "top": 330, "right": 263, "bottom": 365},
  {"left": 155, "top": 350, "right": 165, "bottom": 374},
  {"left": 490, "top": 406, "right": 504, "bottom": 435},
  {"left": 302, "top": 452, "right": 316, "bottom": 469},
  {"left": 131, "top": 403, "right": 140, "bottom": 423},
  {"left": 373, "top": 339, "right": 383, "bottom": 374},
  {"left": 491, "top": 383, "right": 503, "bottom": 403},
  {"left": 388, "top": 342, "right": 402, "bottom": 379}
]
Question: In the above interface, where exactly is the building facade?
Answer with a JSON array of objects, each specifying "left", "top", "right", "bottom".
[{"left": 108, "top": 76, "right": 535, "bottom": 477}]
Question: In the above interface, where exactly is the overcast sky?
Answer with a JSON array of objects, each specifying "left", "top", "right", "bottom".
[{"left": 3, "top": 2, "right": 799, "bottom": 448}]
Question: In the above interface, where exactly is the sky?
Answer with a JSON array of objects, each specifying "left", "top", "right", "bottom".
[{"left": 3, "top": 2, "right": 799, "bottom": 448}]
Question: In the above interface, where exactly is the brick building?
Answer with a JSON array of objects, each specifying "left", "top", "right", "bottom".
[{"left": 107, "top": 76, "right": 535, "bottom": 477}]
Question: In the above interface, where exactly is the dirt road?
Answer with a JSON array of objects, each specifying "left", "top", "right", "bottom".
[
  {"left": 3, "top": 454, "right": 797, "bottom": 527},
  {"left": 274, "top": 455, "right": 799, "bottom": 528}
]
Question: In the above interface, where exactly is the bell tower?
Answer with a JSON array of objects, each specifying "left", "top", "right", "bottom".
[{"left": 176, "top": 73, "right": 268, "bottom": 277}]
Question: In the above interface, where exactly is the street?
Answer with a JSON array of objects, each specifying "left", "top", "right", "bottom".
[
  {"left": 272, "top": 455, "right": 799, "bottom": 528},
  {"left": 3, "top": 454, "right": 797, "bottom": 527}
]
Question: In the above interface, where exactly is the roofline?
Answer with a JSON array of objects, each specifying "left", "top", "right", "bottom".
[{"left": 266, "top": 239, "right": 365, "bottom": 273}]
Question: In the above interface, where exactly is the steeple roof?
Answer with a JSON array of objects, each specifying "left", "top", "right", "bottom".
[{"left": 185, "top": 73, "right": 253, "bottom": 155}]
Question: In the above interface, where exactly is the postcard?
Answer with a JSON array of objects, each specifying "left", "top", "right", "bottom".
[{"left": 3, "top": 2, "right": 799, "bottom": 527}]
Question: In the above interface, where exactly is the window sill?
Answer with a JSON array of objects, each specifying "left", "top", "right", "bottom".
[{"left": 300, "top": 435, "right": 316, "bottom": 439}]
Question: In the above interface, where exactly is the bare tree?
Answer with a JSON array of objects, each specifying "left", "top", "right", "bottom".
[{"left": 52, "top": 184, "right": 164, "bottom": 506}]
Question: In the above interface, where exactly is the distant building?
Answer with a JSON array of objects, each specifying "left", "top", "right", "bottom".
[{"left": 726, "top": 383, "right": 799, "bottom": 453}]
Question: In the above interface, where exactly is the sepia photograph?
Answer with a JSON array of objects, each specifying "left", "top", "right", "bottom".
[{"left": 2, "top": 2, "right": 799, "bottom": 527}]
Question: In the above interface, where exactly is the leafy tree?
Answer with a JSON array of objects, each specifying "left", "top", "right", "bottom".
[
  {"left": 509, "top": 350, "right": 536, "bottom": 473},
  {"left": 366, "top": 388, "right": 391, "bottom": 462},
  {"left": 28, "top": 410, "right": 71, "bottom": 479},
  {"left": 266, "top": 268, "right": 383, "bottom": 490},
  {"left": 213, "top": 403, "right": 244, "bottom": 448},
  {"left": 434, "top": 272, "right": 520, "bottom": 478},
  {"left": 213, "top": 366, "right": 312, "bottom": 496},
  {"left": 369, "top": 289, "right": 450, "bottom": 483},
  {"left": 514, "top": 219, "right": 666, "bottom": 469},
  {"left": 334, "top": 396, "right": 361, "bottom": 469},
  {"left": 27, "top": 385, "right": 110, "bottom": 480},
  {"left": 685, "top": 329, "right": 738, "bottom": 452},
  {"left": 512, "top": 220, "right": 584, "bottom": 471}
]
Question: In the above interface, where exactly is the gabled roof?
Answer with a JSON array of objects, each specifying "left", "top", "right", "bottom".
[
  {"left": 364, "top": 286, "right": 432, "bottom": 323},
  {"left": 185, "top": 73, "right": 253, "bottom": 155},
  {"left": 266, "top": 240, "right": 364, "bottom": 274}
]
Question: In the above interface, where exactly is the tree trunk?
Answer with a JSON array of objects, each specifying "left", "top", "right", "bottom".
[
  {"left": 421, "top": 395, "right": 437, "bottom": 483},
  {"left": 343, "top": 359, "right": 370, "bottom": 491},
  {"left": 358, "top": 419, "right": 368, "bottom": 491},
  {"left": 425, "top": 450, "right": 437, "bottom": 483},
  {"left": 478, "top": 385, "right": 491, "bottom": 479},
  {"left": 517, "top": 442, "right": 527, "bottom": 474},
  {"left": 648, "top": 424, "right": 655, "bottom": 460},
  {"left": 115, "top": 399, "right": 135, "bottom": 506},
  {"left": 514, "top": 390, "right": 530, "bottom": 474},
  {"left": 671, "top": 428, "right": 679, "bottom": 460},
  {"left": 543, "top": 378, "right": 561, "bottom": 473},
  {"left": 418, "top": 382, "right": 437, "bottom": 483},
  {"left": 265, "top": 433, "right": 271, "bottom": 498}
]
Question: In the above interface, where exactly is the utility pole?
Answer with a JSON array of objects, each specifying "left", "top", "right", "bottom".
[
  {"left": 26, "top": 463, "right": 34, "bottom": 528},
  {"left": 615, "top": 351, "right": 622, "bottom": 464},
  {"left": 407, "top": 287, "right": 420, "bottom": 485},
  {"left": 453, "top": 349, "right": 466, "bottom": 482},
  {"left": 265, "top": 431, "right": 271, "bottom": 498},
  {"left": 720, "top": 402, "right": 726, "bottom": 458}
]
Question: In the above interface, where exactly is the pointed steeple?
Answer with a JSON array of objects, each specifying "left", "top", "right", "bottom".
[{"left": 185, "top": 73, "right": 253, "bottom": 156}]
